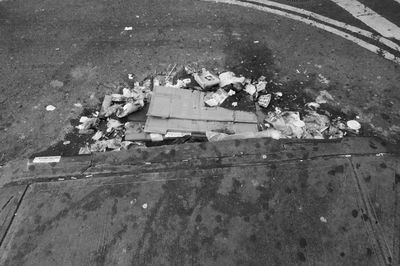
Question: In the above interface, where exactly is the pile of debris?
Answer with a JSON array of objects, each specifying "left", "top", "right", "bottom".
[{"left": 75, "top": 65, "right": 362, "bottom": 153}]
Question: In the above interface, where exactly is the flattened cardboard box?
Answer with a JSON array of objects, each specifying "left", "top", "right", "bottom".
[{"left": 147, "top": 86, "right": 257, "bottom": 123}]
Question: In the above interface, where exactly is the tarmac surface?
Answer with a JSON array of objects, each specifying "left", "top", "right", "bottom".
[
  {"left": 1, "top": 1, "right": 400, "bottom": 265},
  {"left": 1, "top": 0, "right": 400, "bottom": 164}
]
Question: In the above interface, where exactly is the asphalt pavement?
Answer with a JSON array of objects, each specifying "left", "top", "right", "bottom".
[
  {"left": 1, "top": 0, "right": 400, "bottom": 164},
  {"left": 1, "top": 0, "right": 400, "bottom": 265}
]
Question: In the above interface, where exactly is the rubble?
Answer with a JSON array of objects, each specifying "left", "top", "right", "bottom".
[
  {"left": 219, "top": 72, "right": 245, "bottom": 87},
  {"left": 258, "top": 94, "right": 271, "bottom": 108},
  {"left": 193, "top": 68, "right": 220, "bottom": 89},
  {"left": 70, "top": 65, "right": 364, "bottom": 154}
]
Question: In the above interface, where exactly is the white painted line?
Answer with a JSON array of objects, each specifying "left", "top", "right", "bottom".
[
  {"left": 248, "top": 0, "right": 400, "bottom": 52},
  {"left": 330, "top": 0, "right": 400, "bottom": 40},
  {"left": 202, "top": 0, "right": 400, "bottom": 65}
]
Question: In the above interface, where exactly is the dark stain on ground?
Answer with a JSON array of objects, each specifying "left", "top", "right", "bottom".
[
  {"left": 299, "top": 238, "right": 307, "bottom": 248},
  {"left": 297, "top": 251, "right": 306, "bottom": 262},
  {"left": 352, "top": 209, "right": 358, "bottom": 218},
  {"left": 223, "top": 30, "right": 276, "bottom": 80},
  {"left": 328, "top": 165, "right": 344, "bottom": 176},
  {"left": 395, "top": 173, "right": 400, "bottom": 184},
  {"left": 364, "top": 175, "right": 372, "bottom": 183},
  {"left": 380, "top": 163, "right": 387, "bottom": 169}
]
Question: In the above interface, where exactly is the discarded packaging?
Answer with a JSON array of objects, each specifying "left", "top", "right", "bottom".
[
  {"left": 244, "top": 84, "right": 256, "bottom": 96},
  {"left": 347, "top": 120, "right": 361, "bottom": 131},
  {"left": 204, "top": 89, "right": 229, "bottom": 107},
  {"left": 219, "top": 72, "right": 245, "bottom": 88},
  {"left": 92, "top": 131, "right": 103, "bottom": 141},
  {"left": 316, "top": 90, "right": 334, "bottom": 104},
  {"left": 193, "top": 68, "right": 220, "bottom": 89},
  {"left": 206, "top": 128, "right": 281, "bottom": 142},
  {"left": 116, "top": 101, "right": 144, "bottom": 118},
  {"left": 256, "top": 82, "right": 267, "bottom": 92},
  {"left": 266, "top": 111, "right": 305, "bottom": 139},
  {"left": 258, "top": 94, "right": 271, "bottom": 108}
]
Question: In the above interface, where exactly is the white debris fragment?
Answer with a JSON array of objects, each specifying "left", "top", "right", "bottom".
[
  {"left": 244, "top": 84, "right": 256, "bottom": 96},
  {"left": 63, "top": 141, "right": 71, "bottom": 145},
  {"left": 142, "top": 203, "right": 148, "bottom": 209},
  {"left": 318, "top": 73, "right": 330, "bottom": 85},
  {"left": 346, "top": 120, "right": 361, "bottom": 131},
  {"left": 74, "top": 103, "right": 83, "bottom": 108},
  {"left": 92, "top": 131, "right": 103, "bottom": 141},
  {"left": 315, "top": 90, "right": 334, "bottom": 104},
  {"left": 258, "top": 94, "right": 271, "bottom": 108},
  {"left": 219, "top": 72, "right": 245, "bottom": 87},
  {"left": 124, "top": 26, "right": 133, "bottom": 31},
  {"left": 228, "top": 90, "right": 236, "bottom": 96},
  {"left": 232, "top": 102, "right": 238, "bottom": 107},
  {"left": 320, "top": 216, "right": 327, "bottom": 223},
  {"left": 45, "top": 105, "right": 56, "bottom": 111}
]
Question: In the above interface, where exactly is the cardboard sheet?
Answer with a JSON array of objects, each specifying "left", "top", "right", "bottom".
[{"left": 147, "top": 87, "right": 257, "bottom": 123}]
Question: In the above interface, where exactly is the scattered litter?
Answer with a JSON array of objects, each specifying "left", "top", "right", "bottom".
[
  {"left": 142, "top": 203, "right": 148, "bottom": 209},
  {"left": 256, "top": 81, "right": 267, "bottom": 92},
  {"left": 253, "top": 40, "right": 260, "bottom": 44},
  {"left": 46, "top": 105, "right": 56, "bottom": 111},
  {"left": 258, "top": 94, "right": 271, "bottom": 108},
  {"left": 228, "top": 90, "right": 236, "bottom": 96},
  {"left": 262, "top": 155, "right": 267, "bottom": 159},
  {"left": 244, "top": 84, "right": 256, "bottom": 96},
  {"left": 193, "top": 68, "right": 220, "bottom": 90},
  {"left": 165, "top": 132, "right": 191, "bottom": 138},
  {"left": 317, "top": 74, "right": 330, "bottom": 85},
  {"left": 346, "top": 120, "right": 361, "bottom": 131},
  {"left": 376, "top": 153, "right": 384, "bottom": 157},
  {"left": 124, "top": 26, "right": 133, "bottom": 31},
  {"left": 66, "top": 65, "right": 366, "bottom": 155},
  {"left": 206, "top": 129, "right": 281, "bottom": 142},
  {"left": 92, "top": 131, "right": 103, "bottom": 141},
  {"left": 320, "top": 216, "right": 328, "bottom": 223},
  {"left": 63, "top": 141, "right": 71, "bottom": 145},
  {"left": 315, "top": 90, "right": 334, "bottom": 104},
  {"left": 32, "top": 156, "right": 61, "bottom": 163},
  {"left": 305, "top": 102, "right": 320, "bottom": 109},
  {"left": 79, "top": 146, "right": 91, "bottom": 155},
  {"left": 219, "top": 72, "right": 245, "bottom": 88},
  {"left": 204, "top": 88, "right": 229, "bottom": 107}
]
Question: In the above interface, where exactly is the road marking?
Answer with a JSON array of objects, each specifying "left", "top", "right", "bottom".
[
  {"left": 247, "top": 0, "right": 400, "bottom": 51},
  {"left": 202, "top": 0, "right": 400, "bottom": 65},
  {"left": 330, "top": 0, "right": 400, "bottom": 40}
]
